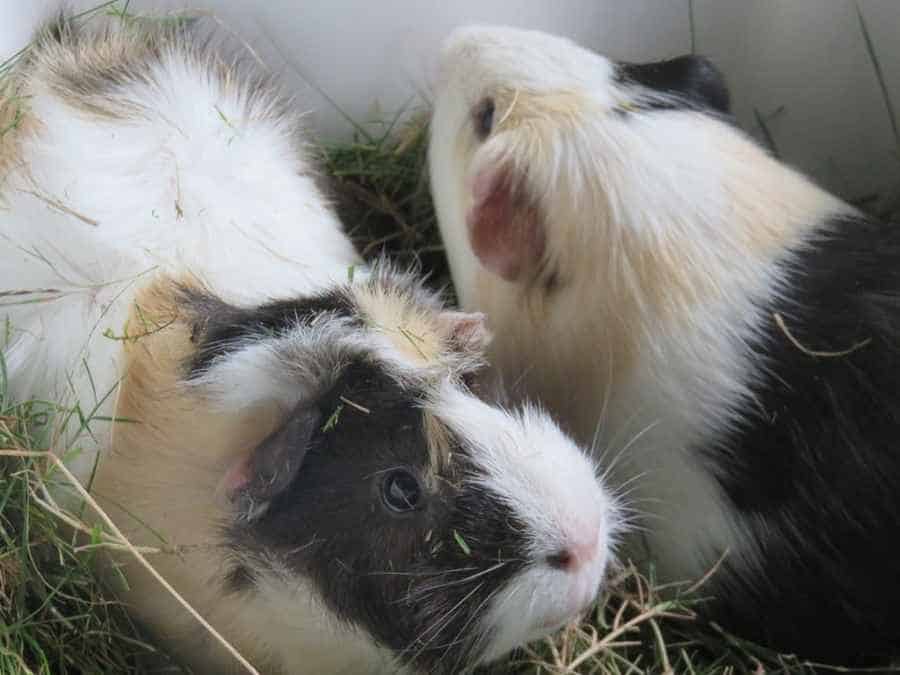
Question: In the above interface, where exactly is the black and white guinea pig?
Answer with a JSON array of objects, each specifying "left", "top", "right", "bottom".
[
  {"left": 429, "top": 25, "right": 900, "bottom": 667},
  {"left": 0, "top": 15, "right": 621, "bottom": 675}
]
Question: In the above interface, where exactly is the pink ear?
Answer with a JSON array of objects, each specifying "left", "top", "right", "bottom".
[
  {"left": 218, "top": 405, "right": 319, "bottom": 519},
  {"left": 437, "top": 311, "right": 492, "bottom": 353},
  {"left": 466, "top": 165, "right": 545, "bottom": 281},
  {"left": 221, "top": 455, "right": 254, "bottom": 497}
]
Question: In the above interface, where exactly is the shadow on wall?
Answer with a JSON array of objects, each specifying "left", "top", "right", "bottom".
[{"left": 6, "top": 0, "right": 899, "bottom": 210}]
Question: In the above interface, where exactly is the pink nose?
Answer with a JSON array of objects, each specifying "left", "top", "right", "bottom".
[{"left": 546, "top": 533, "right": 600, "bottom": 572}]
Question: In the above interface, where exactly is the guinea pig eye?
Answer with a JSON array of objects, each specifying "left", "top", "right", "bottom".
[
  {"left": 382, "top": 469, "right": 422, "bottom": 513},
  {"left": 473, "top": 98, "right": 495, "bottom": 140}
]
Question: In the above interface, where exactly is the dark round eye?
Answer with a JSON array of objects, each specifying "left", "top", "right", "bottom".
[
  {"left": 473, "top": 97, "right": 495, "bottom": 140},
  {"left": 382, "top": 469, "right": 422, "bottom": 513}
]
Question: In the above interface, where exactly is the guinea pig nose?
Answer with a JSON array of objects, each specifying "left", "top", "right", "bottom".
[
  {"left": 546, "top": 536, "right": 599, "bottom": 572},
  {"left": 546, "top": 549, "right": 574, "bottom": 570}
]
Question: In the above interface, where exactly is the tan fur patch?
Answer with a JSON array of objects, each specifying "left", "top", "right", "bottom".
[
  {"left": 493, "top": 87, "right": 587, "bottom": 132},
  {"left": 353, "top": 284, "right": 447, "bottom": 367},
  {"left": 91, "top": 276, "right": 287, "bottom": 671},
  {"left": 423, "top": 410, "right": 453, "bottom": 474}
]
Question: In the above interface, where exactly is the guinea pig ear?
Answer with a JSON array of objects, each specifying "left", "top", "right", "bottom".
[
  {"left": 467, "top": 163, "right": 545, "bottom": 282},
  {"left": 437, "top": 310, "right": 492, "bottom": 354},
  {"left": 222, "top": 403, "right": 321, "bottom": 520},
  {"left": 619, "top": 55, "right": 730, "bottom": 114}
]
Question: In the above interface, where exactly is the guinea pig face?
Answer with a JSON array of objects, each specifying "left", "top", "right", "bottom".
[
  {"left": 183, "top": 272, "right": 620, "bottom": 673},
  {"left": 429, "top": 25, "right": 732, "bottom": 297}
]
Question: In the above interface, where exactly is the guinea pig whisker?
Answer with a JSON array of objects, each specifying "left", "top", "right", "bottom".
[
  {"left": 609, "top": 516, "right": 652, "bottom": 534},
  {"left": 367, "top": 565, "right": 479, "bottom": 577},
  {"left": 616, "top": 494, "right": 664, "bottom": 510},
  {"left": 598, "top": 419, "right": 661, "bottom": 482},
  {"left": 441, "top": 584, "right": 504, "bottom": 670},
  {"left": 469, "top": 580, "right": 525, "bottom": 662},
  {"left": 413, "top": 561, "right": 508, "bottom": 592},
  {"left": 611, "top": 469, "right": 648, "bottom": 494},
  {"left": 411, "top": 604, "right": 486, "bottom": 673},
  {"left": 611, "top": 494, "right": 664, "bottom": 527},
  {"left": 407, "top": 582, "right": 485, "bottom": 659},
  {"left": 393, "top": 581, "right": 452, "bottom": 606},
  {"left": 596, "top": 350, "right": 617, "bottom": 435},
  {"left": 390, "top": 566, "right": 487, "bottom": 606},
  {"left": 398, "top": 574, "right": 489, "bottom": 605},
  {"left": 593, "top": 403, "right": 654, "bottom": 461},
  {"left": 506, "top": 362, "right": 536, "bottom": 398},
  {"left": 441, "top": 604, "right": 494, "bottom": 653},
  {"left": 612, "top": 499, "right": 657, "bottom": 520},
  {"left": 285, "top": 536, "right": 320, "bottom": 557},
  {"left": 590, "top": 419, "right": 606, "bottom": 467}
]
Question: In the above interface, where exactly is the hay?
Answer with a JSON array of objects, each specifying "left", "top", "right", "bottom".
[
  {"left": 0, "top": 366, "right": 190, "bottom": 674},
  {"left": 320, "top": 110, "right": 452, "bottom": 297}
]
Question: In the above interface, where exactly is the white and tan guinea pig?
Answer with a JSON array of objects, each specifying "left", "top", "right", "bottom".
[
  {"left": 0, "top": 14, "right": 623, "bottom": 675},
  {"left": 430, "top": 25, "right": 900, "bottom": 667}
]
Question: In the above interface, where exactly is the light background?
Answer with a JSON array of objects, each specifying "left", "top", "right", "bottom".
[{"left": 3, "top": 0, "right": 898, "bottom": 203}]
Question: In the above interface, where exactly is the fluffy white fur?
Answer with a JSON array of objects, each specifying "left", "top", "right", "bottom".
[
  {"left": 434, "top": 384, "right": 618, "bottom": 660},
  {"left": 2, "top": 17, "right": 357, "bottom": 483},
  {"left": 429, "top": 25, "right": 853, "bottom": 581},
  {"left": 2, "top": 15, "right": 620, "bottom": 674}
]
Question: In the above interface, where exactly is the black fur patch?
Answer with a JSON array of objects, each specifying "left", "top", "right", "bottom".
[
  {"left": 701, "top": 214, "right": 900, "bottom": 666},
  {"left": 617, "top": 55, "right": 731, "bottom": 115},
  {"left": 180, "top": 286, "right": 357, "bottom": 378},
  {"left": 225, "top": 358, "right": 530, "bottom": 673}
]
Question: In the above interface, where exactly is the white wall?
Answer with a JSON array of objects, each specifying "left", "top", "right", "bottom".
[{"left": 3, "top": 0, "right": 899, "bottom": 203}]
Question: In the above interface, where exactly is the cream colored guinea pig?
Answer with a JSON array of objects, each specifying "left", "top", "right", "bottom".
[{"left": 430, "top": 24, "right": 900, "bottom": 667}]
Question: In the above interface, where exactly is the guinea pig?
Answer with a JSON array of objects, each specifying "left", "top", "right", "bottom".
[
  {"left": 0, "top": 15, "right": 622, "bottom": 675},
  {"left": 429, "top": 25, "right": 900, "bottom": 667}
]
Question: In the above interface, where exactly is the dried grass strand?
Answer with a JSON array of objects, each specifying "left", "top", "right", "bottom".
[
  {"left": 774, "top": 312, "right": 871, "bottom": 358},
  {"left": 0, "top": 449, "right": 260, "bottom": 675}
]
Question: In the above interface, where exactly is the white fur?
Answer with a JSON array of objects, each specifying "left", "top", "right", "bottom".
[
  {"left": 433, "top": 384, "right": 620, "bottom": 660},
  {"left": 429, "top": 25, "right": 854, "bottom": 581},
  {"left": 2, "top": 16, "right": 620, "bottom": 674},
  {"left": 189, "top": 318, "right": 358, "bottom": 411},
  {"left": 2, "top": 23, "right": 357, "bottom": 481}
]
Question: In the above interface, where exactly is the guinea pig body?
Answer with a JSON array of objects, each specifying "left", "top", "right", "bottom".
[
  {"left": 430, "top": 25, "right": 900, "bottom": 665},
  {"left": 1, "top": 15, "right": 621, "bottom": 674}
]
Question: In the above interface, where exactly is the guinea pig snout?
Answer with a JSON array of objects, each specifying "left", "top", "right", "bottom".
[
  {"left": 549, "top": 525, "right": 609, "bottom": 613},
  {"left": 528, "top": 527, "right": 608, "bottom": 633},
  {"left": 546, "top": 528, "right": 604, "bottom": 573}
]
